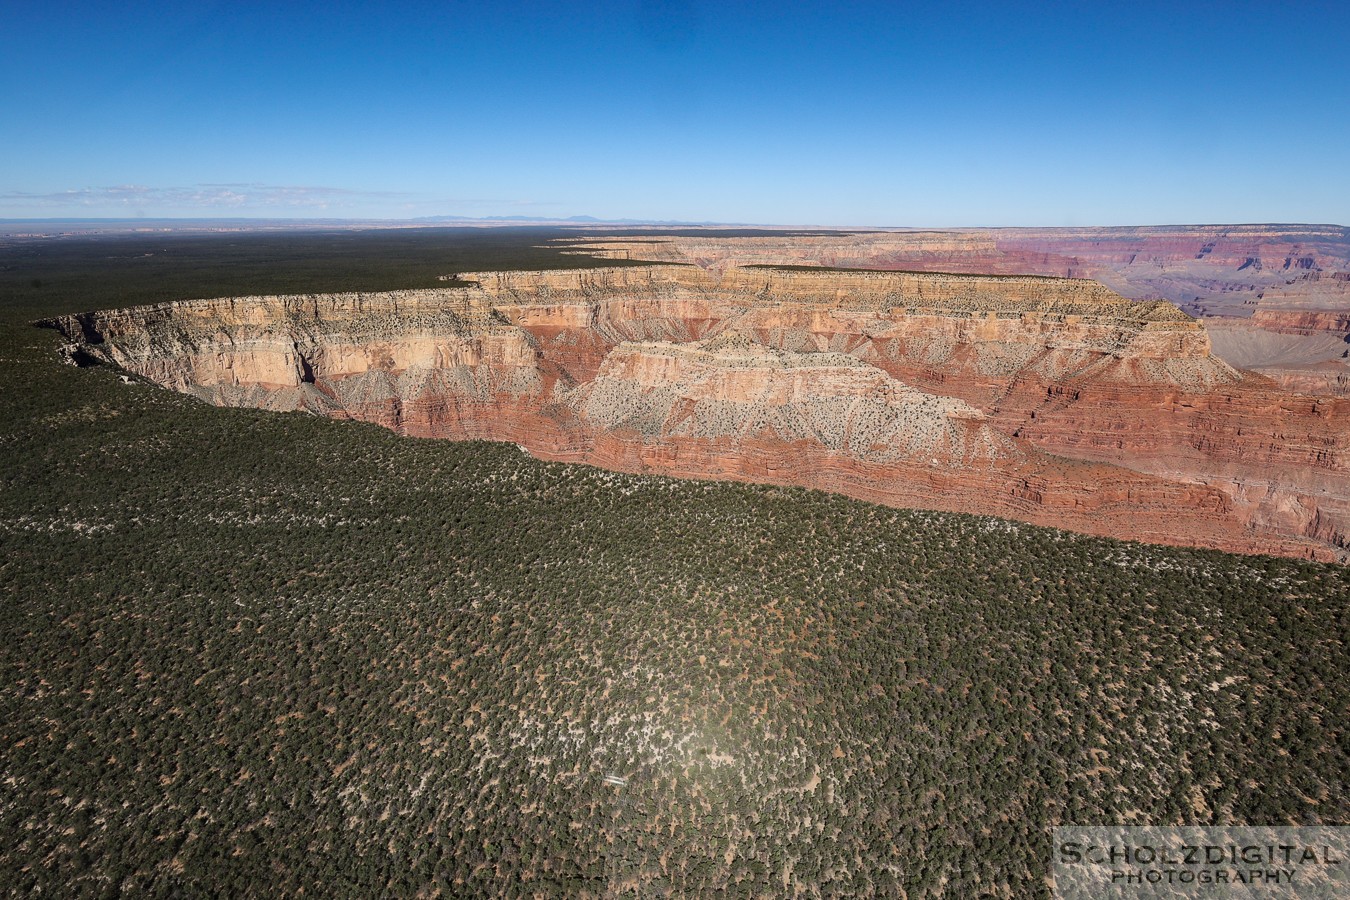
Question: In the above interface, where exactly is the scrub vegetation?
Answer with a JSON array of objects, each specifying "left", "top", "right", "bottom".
[{"left": 2, "top": 228, "right": 1347, "bottom": 897}]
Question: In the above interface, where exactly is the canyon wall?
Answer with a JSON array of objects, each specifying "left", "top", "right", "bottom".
[
  {"left": 561, "top": 224, "right": 1350, "bottom": 313},
  {"left": 1249, "top": 310, "right": 1350, "bottom": 335},
  {"left": 563, "top": 227, "right": 1350, "bottom": 399},
  {"left": 47, "top": 264, "right": 1350, "bottom": 561}
]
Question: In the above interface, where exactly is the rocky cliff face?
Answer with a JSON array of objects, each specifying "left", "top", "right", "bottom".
[
  {"left": 564, "top": 225, "right": 1350, "bottom": 318},
  {"left": 47, "top": 264, "right": 1350, "bottom": 561},
  {"left": 1249, "top": 309, "right": 1350, "bottom": 335},
  {"left": 566, "top": 335, "right": 1002, "bottom": 463}
]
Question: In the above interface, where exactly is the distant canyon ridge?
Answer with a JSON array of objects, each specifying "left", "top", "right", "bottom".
[{"left": 48, "top": 225, "right": 1350, "bottom": 561}]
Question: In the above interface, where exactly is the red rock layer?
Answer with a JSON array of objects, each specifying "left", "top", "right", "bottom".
[
  {"left": 1250, "top": 309, "right": 1350, "bottom": 335},
  {"left": 337, "top": 392, "right": 1264, "bottom": 558},
  {"left": 47, "top": 265, "right": 1350, "bottom": 562}
]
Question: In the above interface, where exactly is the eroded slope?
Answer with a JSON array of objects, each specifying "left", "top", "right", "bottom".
[{"left": 48, "top": 264, "right": 1349, "bottom": 560}]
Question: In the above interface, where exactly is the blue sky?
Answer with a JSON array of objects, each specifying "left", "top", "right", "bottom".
[{"left": 3, "top": 0, "right": 1347, "bottom": 226}]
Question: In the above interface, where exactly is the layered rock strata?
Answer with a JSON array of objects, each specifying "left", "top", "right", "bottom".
[
  {"left": 560, "top": 225, "right": 1350, "bottom": 315},
  {"left": 562, "top": 228, "right": 1350, "bottom": 382},
  {"left": 48, "top": 265, "right": 1350, "bottom": 561}
]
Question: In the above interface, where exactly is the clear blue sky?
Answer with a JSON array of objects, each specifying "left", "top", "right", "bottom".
[{"left": 3, "top": 0, "right": 1347, "bottom": 226}]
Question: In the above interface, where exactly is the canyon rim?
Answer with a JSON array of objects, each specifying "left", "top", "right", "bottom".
[{"left": 48, "top": 227, "right": 1350, "bottom": 562}]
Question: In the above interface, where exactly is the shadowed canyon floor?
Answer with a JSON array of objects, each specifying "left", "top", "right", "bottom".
[{"left": 49, "top": 259, "right": 1350, "bottom": 561}]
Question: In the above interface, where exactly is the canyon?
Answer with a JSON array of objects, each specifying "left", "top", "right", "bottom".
[
  {"left": 48, "top": 251, "right": 1350, "bottom": 561},
  {"left": 561, "top": 225, "right": 1350, "bottom": 313},
  {"left": 567, "top": 226, "right": 1350, "bottom": 399}
]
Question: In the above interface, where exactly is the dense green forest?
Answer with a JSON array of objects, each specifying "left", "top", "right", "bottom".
[{"left": 2, "top": 227, "right": 1347, "bottom": 897}]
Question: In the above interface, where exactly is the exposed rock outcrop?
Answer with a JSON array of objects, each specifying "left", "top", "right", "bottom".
[
  {"left": 562, "top": 225, "right": 1350, "bottom": 317},
  {"left": 1250, "top": 309, "right": 1350, "bottom": 335},
  {"left": 45, "top": 264, "right": 1350, "bottom": 561},
  {"left": 566, "top": 336, "right": 1001, "bottom": 463}
]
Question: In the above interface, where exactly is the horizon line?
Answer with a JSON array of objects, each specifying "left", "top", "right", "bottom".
[{"left": 2, "top": 216, "right": 1347, "bottom": 231}]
